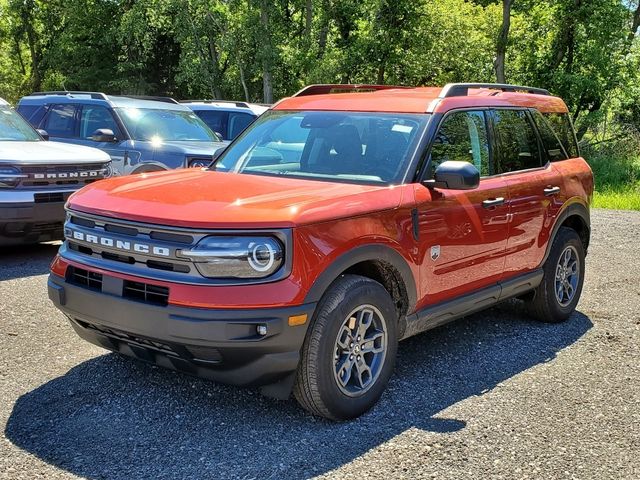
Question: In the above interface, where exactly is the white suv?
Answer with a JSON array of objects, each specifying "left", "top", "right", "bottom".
[{"left": 0, "top": 97, "right": 111, "bottom": 246}]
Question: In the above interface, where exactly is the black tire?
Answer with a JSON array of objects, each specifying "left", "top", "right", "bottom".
[
  {"left": 528, "top": 227, "right": 585, "bottom": 323},
  {"left": 293, "top": 274, "right": 398, "bottom": 420}
]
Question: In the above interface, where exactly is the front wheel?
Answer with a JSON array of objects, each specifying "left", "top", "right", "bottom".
[
  {"left": 527, "top": 227, "right": 585, "bottom": 323},
  {"left": 293, "top": 275, "right": 398, "bottom": 420}
]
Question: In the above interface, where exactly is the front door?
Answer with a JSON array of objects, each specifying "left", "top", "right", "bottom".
[{"left": 414, "top": 110, "right": 510, "bottom": 310}]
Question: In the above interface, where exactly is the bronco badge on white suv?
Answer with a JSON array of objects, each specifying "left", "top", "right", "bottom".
[{"left": 0, "top": 97, "right": 111, "bottom": 246}]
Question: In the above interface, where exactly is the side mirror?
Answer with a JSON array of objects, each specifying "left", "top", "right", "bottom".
[
  {"left": 424, "top": 161, "right": 479, "bottom": 190},
  {"left": 91, "top": 128, "right": 117, "bottom": 143},
  {"left": 214, "top": 131, "right": 224, "bottom": 140},
  {"left": 37, "top": 129, "right": 49, "bottom": 141},
  {"left": 212, "top": 147, "right": 225, "bottom": 162}
]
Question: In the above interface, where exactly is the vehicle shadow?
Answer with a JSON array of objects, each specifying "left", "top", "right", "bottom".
[
  {"left": 5, "top": 304, "right": 592, "bottom": 480},
  {"left": 0, "top": 242, "right": 60, "bottom": 281}
]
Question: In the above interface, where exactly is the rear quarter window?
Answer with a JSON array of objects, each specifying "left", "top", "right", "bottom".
[{"left": 543, "top": 112, "right": 579, "bottom": 158}]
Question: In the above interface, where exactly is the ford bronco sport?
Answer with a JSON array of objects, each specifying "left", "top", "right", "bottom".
[
  {"left": 17, "top": 92, "right": 227, "bottom": 174},
  {"left": 48, "top": 83, "right": 593, "bottom": 420},
  {"left": 0, "top": 97, "right": 111, "bottom": 246}
]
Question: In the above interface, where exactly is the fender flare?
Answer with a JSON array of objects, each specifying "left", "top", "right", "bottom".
[
  {"left": 542, "top": 201, "right": 590, "bottom": 265},
  {"left": 303, "top": 244, "right": 417, "bottom": 312},
  {"left": 130, "top": 163, "right": 167, "bottom": 174}
]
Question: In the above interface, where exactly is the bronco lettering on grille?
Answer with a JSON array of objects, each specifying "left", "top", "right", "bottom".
[
  {"left": 69, "top": 229, "right": 171, "bottom": 257},
  {"left": 33, "top": 171, "right": 102, "bottom": 179}
]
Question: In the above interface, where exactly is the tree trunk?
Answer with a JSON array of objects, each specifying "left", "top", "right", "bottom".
[
  {"left": 630, "top": 1, "right": 640, "bottom": 42},
  {"left": 260, "top": 0, "right": 274, "bottom": 103},
  {"left": 494, "top": 0, "right": 512, "bottom": 83},
  {"left": 317, "top": 0, "right": 330, "bottom": 58},
  {"left": 239, "top": 62, "right": 250, "bottom": 102},
  {"left": 305, "top": 0, "right": 313, "bottom": 41}
]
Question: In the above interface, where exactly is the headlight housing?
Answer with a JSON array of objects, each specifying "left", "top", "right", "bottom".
[
  {"left": 187, "top": 157, "right": 213, "bottom": 168},
  {"left": 0, "top": 166, "right": 25, "bottom": 188},
  {"left": 180, "top": 236, "right": 284, "bottom": 279}
]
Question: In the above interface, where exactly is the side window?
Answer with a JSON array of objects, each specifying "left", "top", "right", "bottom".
[
  {"left": 80, "top": 105, "right": 119, "bottom": 139},
  {"left": 544, "top": 112, "right": 579, "bottom": 158},
  {"left": 430, "top": 110, "right": 490, "bottom": 176},
  {"left": 493, "top": 109, "right": 541, "bottom": 173},
  {"left": 531, "top": 110, "right": 568, "bottom": 162},
  {"left": 195, "top": 110, "right": 228, "bottom": 138},
  {"left": 228, "top": 112, "right": 255, "bottom": 140},
  {"left": 44, "top": 104, "right": 78, "bottom": 138}
]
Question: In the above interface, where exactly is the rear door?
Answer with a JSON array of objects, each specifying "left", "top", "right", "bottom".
[
  {"left": 491, "top": 108, "right": 564, "bottom": 276},
  {"left": 414, "top": 109, "right": 510, "bottom": 308}
]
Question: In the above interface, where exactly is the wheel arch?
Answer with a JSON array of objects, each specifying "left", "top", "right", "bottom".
[
  {"left": 130, "top": 163, "right": 167, "bottom": 174},
  {"left": 304, "top": 245, "right": 417, "bottom": 332},
  {"left": 543, "top": 201, "right": 590, "bottom": 265}
]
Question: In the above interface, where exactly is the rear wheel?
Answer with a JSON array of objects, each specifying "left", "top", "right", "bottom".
[
  {"left": 527, "top": 227, "right": 585, "bottom": 323},
  {"left": 294, "top": 275, "right": 398, "bottom": 420}
]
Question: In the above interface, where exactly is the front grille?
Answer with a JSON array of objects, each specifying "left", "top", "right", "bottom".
[
  {"left": 65, "top": 212, "right": 196, "bottom": 278},
  {"left": 19, "top": 163, "right": 109, "bottom": 188},
  {"left": 123, "top": 280, "right": 169, "bottom": 306},
  {"left": 67, "top": 266, "right": 103, "bottom": 290}
]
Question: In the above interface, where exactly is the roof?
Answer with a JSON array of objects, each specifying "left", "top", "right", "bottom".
[
  {"left": 273, "top": 85, "right": 569, "bottom": 114},
  {"left": 182, "top": 100, "right": 269, "bottom": 116},
  {"left": 18, "top": 92, "right": 191, "bottom": 111},
  {"left": 0, "top": 97, "right": 8, "bottom": 106}
]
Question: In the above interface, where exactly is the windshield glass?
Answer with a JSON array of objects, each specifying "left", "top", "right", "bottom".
[
  {"left": 0, "top": 105, "right": 41, "bottom": 142},
  {"left": 116, "top": 107, "right": 220, "bottom": 142},
  {"left": 212, "top": 110, "right": 429, "bottom": 184}
]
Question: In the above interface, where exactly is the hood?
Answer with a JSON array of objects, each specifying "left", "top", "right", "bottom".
[
  {"left": 68, "top": 169, "right": 406, "bottom": 228},
  {"left": 0, "top": 141, "right": 111, "bottom": 165},
  {"left": 134, "top": 140, "right": 229, "bottom": 157}
]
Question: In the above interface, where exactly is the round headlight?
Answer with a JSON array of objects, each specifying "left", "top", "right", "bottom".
[
  {"left": 180, "top": 236, "right": 284, "bottom": 279},
  {"left": 0, "top": 166, "right": 24, "bottom": 188}
]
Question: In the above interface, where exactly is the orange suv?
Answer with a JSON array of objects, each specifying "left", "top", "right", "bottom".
[{"left": 48, "top": 83, "right": 593, "bottom": 420}]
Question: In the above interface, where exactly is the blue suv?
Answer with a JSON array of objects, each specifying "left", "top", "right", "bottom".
[{"left": 17, "top": 92, "right": 228, "bottom": 175}]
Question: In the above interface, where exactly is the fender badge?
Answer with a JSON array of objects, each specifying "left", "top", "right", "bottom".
[{"left": 431, "top": 245, "right": 441, "bottom": 261}]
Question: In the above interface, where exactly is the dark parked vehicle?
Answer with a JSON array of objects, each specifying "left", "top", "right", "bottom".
[
  {"left": 182, "top": 100, "right": 268, "bottom": 141},
  {"left": 17, "top": 92, "right": 228, "bottom": 175}
]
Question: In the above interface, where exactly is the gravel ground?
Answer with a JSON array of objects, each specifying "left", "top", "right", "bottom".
[{"left": 0, "top": 208, "right": 638, "bottom": 480}]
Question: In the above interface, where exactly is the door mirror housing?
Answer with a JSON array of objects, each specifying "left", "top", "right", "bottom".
[
  {"left": 91, "top": 128, "right": 117, "bottom": 143},
  {"left": 37, "top": 129, "right": 49, "bottom": 141},
  {"left": 424, "top": 161, "right": 480, "bottom": 190}
]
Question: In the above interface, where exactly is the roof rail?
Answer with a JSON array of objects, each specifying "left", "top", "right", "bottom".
[
  {"left": 440, "top": 83, "right": 550, "bottom": 98},
  {"left": 28, "top": 91, "right": 109, "bottom": 100},
  {"left": 292, "top": 84, "right": 409, "bottom": 97},
  {"left": 118, "top": 95, "right": 180, "bottom": 105},
  {"left": 180, "top": 99, "right": 251, "bottom": 108}
]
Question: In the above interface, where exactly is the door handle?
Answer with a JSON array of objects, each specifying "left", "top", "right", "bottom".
[
  {"left": 482, "top": 197, "right": 505, "bottom": 208},
  {"left": 544, "top": 186, "right": 561, "bottom": 196}
]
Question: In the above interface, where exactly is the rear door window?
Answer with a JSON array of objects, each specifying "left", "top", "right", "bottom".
[
  {"left": 44, "top": 104, "right": 78, "bottom": 138},
  {"left": 194, "top": 110, "right": 228, "bottom": 138},
  {"left": 430, "top": 110, "right": 491, "bottom": 176},
  {"left": 492, "top": 109, "right": 542, "bottom": 173}
]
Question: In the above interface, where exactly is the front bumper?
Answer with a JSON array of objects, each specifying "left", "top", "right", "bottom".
[
  {"left": 0, "top": 190, "right": 73, "bottom": 245},
  {"left": 48, "top": 272, "right": 316, "bottom": 390}
]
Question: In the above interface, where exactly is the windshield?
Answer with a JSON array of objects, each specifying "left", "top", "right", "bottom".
[
  {"left": 0, "top": 105, "right": 41, "bottom": 142},
  {"left": 212, "top": 110, "right": 429, "bottom": 184},
  {"left": 116, "top": 107, "right": 220, "bottom": 142}
]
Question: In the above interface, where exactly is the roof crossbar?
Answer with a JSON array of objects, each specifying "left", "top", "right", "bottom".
[
  {"left": 28, "top": 91, "right": 109, "bottom": 100},
  {"left": 292, "top": 84, "right": 409, "bottom": 97},
  {"left": 440, "top": 83, "right": 550, "bottom": 98}
]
